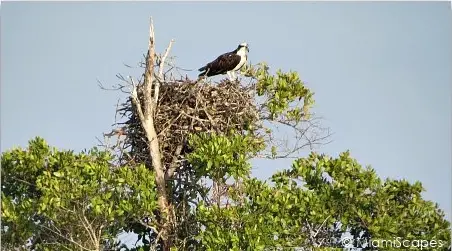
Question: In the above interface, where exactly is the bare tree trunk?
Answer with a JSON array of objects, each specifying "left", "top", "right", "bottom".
[{"left": 131, "top": 17, "right": 175, "bottom": 251}]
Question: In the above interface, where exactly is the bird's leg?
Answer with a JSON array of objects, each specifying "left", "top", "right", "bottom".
[
  {"left": 226, "top": 71, "right": 233, "bottom": 81},
  {"left": 232, "top": 71, "right": 238, "bottom": 82}
]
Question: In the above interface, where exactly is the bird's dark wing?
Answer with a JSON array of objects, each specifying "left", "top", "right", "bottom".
[
  {"left": 211, "top": 53, "right": 241, "bottom": 72},
  {"left": 199, "top": 52, "right": 241, "bottom": 77}
]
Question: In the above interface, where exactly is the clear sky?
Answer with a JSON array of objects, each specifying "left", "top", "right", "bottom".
[{"left": 1, "top": 1, "right": 451, "bottom": 224}]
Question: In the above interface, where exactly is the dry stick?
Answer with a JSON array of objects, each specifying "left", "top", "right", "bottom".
[
  {"left": 155, "top": 39, "right": 175, "bottom": 104},
  {"left": 78, "top": 211, "right": 97, "bottom": 250},
  {"left": 40, "top": 224, "right": 91, "bottom": 251},
  {"left": 313, "top": 215, "right": 331, "bottom": 239},
  {"left": 134, "top": 17, "right": 175, "bottom": 248},
  {"left": 144, "top": 17, "right": 155, "bottom": 117},
  {"left": 165, "top": 144, "right": 183, "bottom": 180},
  {"left": 157, "top": 112, "right": 183, "bottom": 137},
  {"left": 131, "top": 87, "right": 146, "bottom": 127}
]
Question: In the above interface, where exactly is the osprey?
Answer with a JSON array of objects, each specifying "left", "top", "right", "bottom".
[{"left": 198, "top": 42, "right": 249, "bottom": 81}]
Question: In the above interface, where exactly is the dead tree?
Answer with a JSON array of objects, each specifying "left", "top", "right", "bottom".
[{"left": 129, "top": 17, "right": 175, "bottom": 251}]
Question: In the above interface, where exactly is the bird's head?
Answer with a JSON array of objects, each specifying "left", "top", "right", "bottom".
[{"left": 237, "top": 42, "right": 249, "bottom": 53}]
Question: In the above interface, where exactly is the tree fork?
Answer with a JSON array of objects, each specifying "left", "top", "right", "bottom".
[{"left": 130, "top": 17, "right": 175, "bottom": 251}]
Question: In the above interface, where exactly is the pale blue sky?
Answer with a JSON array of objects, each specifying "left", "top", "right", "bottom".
[{"left": 1, "top": 2, "right": 451, "bottom": 222}]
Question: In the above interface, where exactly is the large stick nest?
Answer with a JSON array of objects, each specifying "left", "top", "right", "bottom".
[{"left": 120, "top": 79, "right": 259, "bottom": 168}]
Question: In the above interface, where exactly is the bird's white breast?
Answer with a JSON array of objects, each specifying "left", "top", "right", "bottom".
[
  {"left": 233, "top": 48, "right": 248, "bottom": 71},
  {"left": 233, "top": 56, "right": 247, "bottom": 71}
]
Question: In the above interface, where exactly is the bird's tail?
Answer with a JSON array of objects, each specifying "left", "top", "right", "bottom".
[{"left": 198, "top": 67, "right": 209, "bottom": 77}]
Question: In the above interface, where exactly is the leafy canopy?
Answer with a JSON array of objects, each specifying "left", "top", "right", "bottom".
[
  {"left": 197, "top": 151, "right": 451, "bottom": 250},
  {"left": 1, "top": 137, "right": 158, "bottom": 251}
]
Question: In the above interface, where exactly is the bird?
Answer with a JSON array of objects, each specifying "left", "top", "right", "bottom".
[{"left": 198, "top": 42, "right": 249, "bottom": 81}]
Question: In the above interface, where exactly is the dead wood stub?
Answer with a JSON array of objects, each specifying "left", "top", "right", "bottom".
[{"left": 120, "top": 79, "right": 259, "bottom": 170}]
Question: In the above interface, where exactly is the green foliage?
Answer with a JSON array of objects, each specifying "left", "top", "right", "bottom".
[
  {"left": 243, "top": 62, "right": 314, "bottom": 120},
  {"left": 187, "top": 132, "right": 265, "bottom": 181},
  {"left": 1, "top": 137, "right": 158, "bottom": 250},
  {"left": 1, "top": 137, "right": 51, "bottom": 247},
  {"left": 197, "top": 151, "right": 451, "bottom": 250}
]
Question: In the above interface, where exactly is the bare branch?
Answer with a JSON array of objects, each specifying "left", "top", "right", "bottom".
[
  {"left": 155, "top": 39, "right": 175, "bottom": 104},
  {"left": 165, "top": 144, "right": 183, "bottom": 180},
  {"left": 131, "top": 86, "right": 146, "bottom": 126},
  {"left": 144, "top": 17, "right": 156, "bottom": 116},
  {"left": 313, "top": 215, "right": 331, "bottom": 239},
  {"left": 39, "top": 224, "right": 92, "bottom": 251}
]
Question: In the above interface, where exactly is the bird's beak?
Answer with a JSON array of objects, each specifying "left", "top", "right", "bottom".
[{"left": 246, "top": 46, "right": 249, "bottom": 53}]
